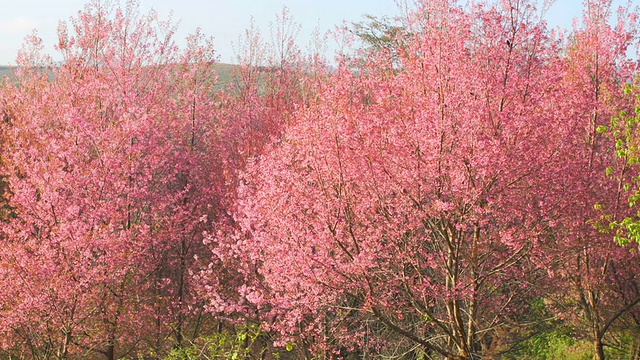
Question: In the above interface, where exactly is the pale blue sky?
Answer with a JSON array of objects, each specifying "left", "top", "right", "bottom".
[{"left": 0, "top": 0, "right": 631, "bottom": 65}]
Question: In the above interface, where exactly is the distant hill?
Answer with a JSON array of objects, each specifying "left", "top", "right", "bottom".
[
  {"left": 214, "top": 63, "right": 238, "bottom": 88},
  {"left": 0, "top": 66, "right": 14, "bottom": 79},
  {"left": 0, "top": 63, "right": 239, "bottom": 88}
]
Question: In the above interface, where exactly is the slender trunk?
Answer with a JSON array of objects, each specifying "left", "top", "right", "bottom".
[
  {"left": 103, "top": 321, "right": 117, "bottom": 360},
  {"left": 586, "top": 286, "right": 605, "bottom": 360},
  {"left": 175, "top": 237, "right": 186, "bottom": 348},
  {"left": 466, "top": 225, "right": 480, "bottom": 353},
  {"left": 446, "top": 224, "right": 469, "bottom": 358},
  {"left": 593, "top": 334, "right": 605, "bottom": 360},
  {"left": 59, "top": 330, "right": 71, "bottom": 360},
  {"left": 105, "top": 346, "right": 114, "bottom": 360}
]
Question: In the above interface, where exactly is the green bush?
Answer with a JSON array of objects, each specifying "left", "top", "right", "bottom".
[
  {"left": 163, "top": 324, "right": 266, "bottom": 360},
  {"left": 515, "top": 330, "right": 593, "bottom": 360}
]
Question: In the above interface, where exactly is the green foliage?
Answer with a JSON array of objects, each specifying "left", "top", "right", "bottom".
[
  {"left": 604, "top": 82, "right": 640, "bottom": 245},
  {"left": 512, "top": 328, "right": 640, "bottom": 360},
  {"left": 351, "top": 14, "right": 404, "bottom": 51},
  {"left": 163, "top": 324, "right": 276, "bottom": 360},
  {"left": 604, "top": 330, "right": 640, "bottom": 359},
  {"left": 512, "top": 330, "right": 593, "bottom": 360}
]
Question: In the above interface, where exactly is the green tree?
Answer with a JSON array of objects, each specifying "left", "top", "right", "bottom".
[{"left": 605, "top": 81, "right": 640, "bottom": 245}]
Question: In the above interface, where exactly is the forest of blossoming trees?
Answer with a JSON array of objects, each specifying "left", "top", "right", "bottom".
[{"left": 2, "top": 0, "right": 640, "bottom": 359}]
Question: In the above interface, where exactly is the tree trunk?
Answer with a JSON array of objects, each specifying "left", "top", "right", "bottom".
[
  {"left": 593, "top": 334, "right": 605, "bottom": 360},
  {"left": 105, "top": 343, "right": 114, "bottom": 360}
]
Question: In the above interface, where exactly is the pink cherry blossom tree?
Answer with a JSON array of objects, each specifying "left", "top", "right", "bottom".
[
  {"left": 0, "top": 1, "right": 224, "bottom": 358},
  {"left": 223, "top": 0, "right": 640, "bottom": 358},
  {"left": 542, "top": 1, "right": 640, "bottom": 358}
]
